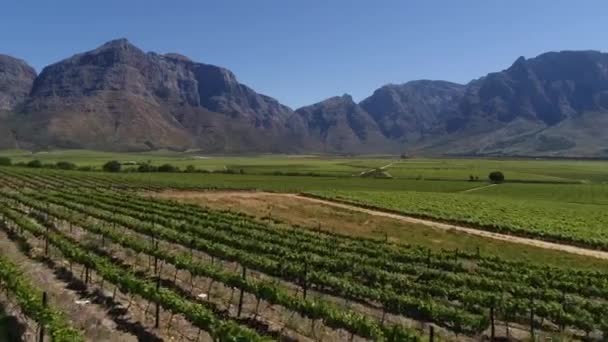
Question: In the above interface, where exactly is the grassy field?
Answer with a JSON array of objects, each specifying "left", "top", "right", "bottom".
[
  {"left": 2, "top": 149, "right": 608, "bottom": 182},
  {"left": 308, "top": 189, "right": 608, "bottom": 249},
  {"left": 1, "top": 150, "right": 608, "bottom": 257},
  {"left": 0, "top": 149, "right": 393, "bottom": 176},
  {"left": 2, "top": 153, "right": 608, "bottom": 340}
]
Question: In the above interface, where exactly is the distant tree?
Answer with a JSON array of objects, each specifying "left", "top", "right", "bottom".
[
  {"left": 469, "top": 175, "right": 475, "bottom": 182},
  {"left": 489, "top": 171, "right": 505, "bottom": 183},
  {"left": 185, "top": 165, "right": 196, "bottom": 173},
  {"left": 102, "top": 160, "right": 122, "bottom": 173},
  {"left": 26, "top": 160, "right": 42, "bottom": 168},
  {"left": 56, "top": 161, "right": 77, "bottom": 170},
  {"left": 0, "top": 157, "right": 11, "bottom": 166},
  {"left": 158, "top": 163, "right": 179, "bottom": 172},
  {"left": 138, "top": 163, "right": 157, "bottom": 172}
]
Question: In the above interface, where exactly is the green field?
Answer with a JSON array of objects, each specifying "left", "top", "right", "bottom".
[
  {"left": 1, "top": 151, "right": 608, "bottom": 252},
  {"left": 308, "top": 189, "right": 608, "bottom": 249},
  {"left": 2, "top": 152, "right": 608, "bottom": 340},
  {"left": 0, "top": 149, "right": 393, "bottom": 176},
  {"left": 2, "top": 149, "right": 608, "bottom": 183}
]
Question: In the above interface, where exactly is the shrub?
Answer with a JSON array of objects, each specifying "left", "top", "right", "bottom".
[
  {"left": 77, "top": 166, "right": 93, "bottom": 172},
  {"left": 158, "top": 163, "right": 179, "bottom": 172},
  {"left": 185, "top": 165, "right": 196, "bottom": 173},
  {"left": 56, "top": 161, "right": 77, "bottom": 170},
  {"left": 102, "top": 160, "right": 122, "bottom": 173},
  {"left": 489, "top": 171, "right": 505, "bottom": 183},
  {"left": 26, "top": 160, "right": 42, "bottom": 168},
  {"left": 138, "top": 163, "right": 157, "bottom": 172},
  {"left": 0, "top": 157, "right": 11, "bottom": 166}
]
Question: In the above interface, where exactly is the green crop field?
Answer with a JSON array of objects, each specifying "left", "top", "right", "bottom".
[
  {"left": 1, "top": 151, "right": 608, "bottom": 340},
  {"left": 2, "top": 149, "right": 607, "bottom": 182},
  {"left": 308, "top": 190, "right": 608, "bottom": 249}
]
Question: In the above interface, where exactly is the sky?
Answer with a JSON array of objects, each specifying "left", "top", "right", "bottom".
[{"left": 1, "top": 0, "right": 607, "bottom": 108}]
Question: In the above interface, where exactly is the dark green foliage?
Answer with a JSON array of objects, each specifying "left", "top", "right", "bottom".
[
  {"left": 489, "top": 171, "right": 505, "bottom": 183},
  {"left": 137, "top": 163, "right": 157, "bottom": 172},
  {"left": 26, "top": 160, "right": 42, "bottom": 168},
  {"left": 0, "top": 157, "right": 11, "bottom": 166},
  {"left": 158, "top": 164, "right": 179, "bottom": 172},
  {"left": 56, "top": 161, "right": 77, "bottom": 170},
  {"left": 102, "top": 160, "right": 121, "bottom": 173},
  {"left": 185, "top": 165, "right": 196, "bottom": 173}
]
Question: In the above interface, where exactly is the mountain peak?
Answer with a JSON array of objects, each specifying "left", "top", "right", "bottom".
[
  {"left": 164, "top": 53, "right": 192, "bottom": 62},
  {"left": 0, "top": 54, "right": 36, "bottom": 111},
  {"left": 340, "top": 93, "right": 354, "bottom": 101},
  {"left": 100, "top": 38, "right": 132, "bottom": 48}
]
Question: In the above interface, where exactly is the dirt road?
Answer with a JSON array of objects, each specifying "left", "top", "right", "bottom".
[
  {"left": 288, "top": 193, "right": 608, "bottom": 260},
  {"left": 154, "top": 190, "right": 608, "bottom": 261}
]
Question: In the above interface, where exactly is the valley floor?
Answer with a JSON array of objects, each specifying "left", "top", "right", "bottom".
[{"left": 153, "top": 190, "right": 608, "bottom": 272}]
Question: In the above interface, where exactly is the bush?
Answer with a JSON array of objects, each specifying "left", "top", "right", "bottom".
[
  {"left": 26, "top": 160, "right": 42, "bottom": 168},
  {"left": 102, "top": 160, "right": 122, "bottom": 173},
  {"left": 0, "top": 157, "right": 11, "bottom": 166},
  {"left": 158, "top": 163, "right": 179, "bottom": 172},
  {"left": 137, "top": 163, "right": 157, "bottom": 172},
  {"left": 56, "top": 161, "right": 77, "bottom": 170},
  {"left": 77, "top": 166, "right": 93, "bottom": 172},
  {"left": 489, "top": 171, "right": 505, "bottom": 183},
  {"left": 185, "top": 165, "right": 196, "bottom": 173}
]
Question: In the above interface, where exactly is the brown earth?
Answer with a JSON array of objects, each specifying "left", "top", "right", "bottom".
[{"left": 153, "top": 190, "right": 608, "bottom": 262}]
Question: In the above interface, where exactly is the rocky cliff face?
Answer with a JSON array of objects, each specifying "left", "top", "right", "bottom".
[
  {"left": 2, "top": 41, "right": 608, "bottom": 156},
  {"left": 459, "top": 51, "right": 608, "bottom": 126},
  {"left": 438, "top": 51, "right": 608, "bottom": 156},
  {"left": 295, "top": 94, "right": 395, "bottom": 153},
  {"left": 16, "top": 39, "right": 297, "bottom": 151},
  {"left": 360, "top": 80, "right": 465, "bottom": 140},
  {"left": 0, "top": 54, "right": 36, "bottom": 112}
]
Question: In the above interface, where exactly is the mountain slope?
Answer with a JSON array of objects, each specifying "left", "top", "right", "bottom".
[
  {"left": 423, "top": 51, "right": 608, "bottom": 156},
  {"left": 2, "top": 42, "right": 608, "bottom": 156},
  {"left": 295, "top": 94, "right": 396, "bottom": 153},
  {"left": 360, "top": 80, "right": 466, "bottom": 141},
  {"left": 12, "top": 39, "right": 299, "bottom": 152},
  {"left": 0, "top": 54, "right": 36, "bottom": 112}
]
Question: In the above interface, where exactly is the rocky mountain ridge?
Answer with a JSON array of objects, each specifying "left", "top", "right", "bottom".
[{"left": 1, "top": 40, "right": 607, "bottom": 156}]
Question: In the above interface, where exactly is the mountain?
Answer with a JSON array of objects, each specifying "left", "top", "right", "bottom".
[
  {"left": 421, "top": 51, "right": 608, "bottom": 156},
  {"left": 0, "top": 54, "right": 36, "bottom": 112},
  {"left": 0, "top": 54, "right": 36, "bottom": 147},
  {"left": 360, "top": 81, "right": 466, "bottom": 141},
  {"left": 2, "top": 40, "right": 608, "bottom": 156},
  {"left": 10, "top": 39, "right": 299, "bottom": 152},
  {"left": 295, "top": 94, "right": 396, "bottom": 153}
]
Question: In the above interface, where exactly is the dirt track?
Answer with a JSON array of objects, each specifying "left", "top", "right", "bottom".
[
  {"left": 287, "top": 193, "right": 608, "bottom": 260},
  {"left": 154, "top": 190, "right": 608, "bottom": 261}
]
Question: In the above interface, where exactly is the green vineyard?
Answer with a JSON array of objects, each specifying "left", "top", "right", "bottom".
[{"left": 0, "top": 167, "right": 607, "bottom": 341}]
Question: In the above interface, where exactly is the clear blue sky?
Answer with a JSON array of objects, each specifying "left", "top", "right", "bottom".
[{"left": 1, "top": 0, "right": 607, "bottom": 108}]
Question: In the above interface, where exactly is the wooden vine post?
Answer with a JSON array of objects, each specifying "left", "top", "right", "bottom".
[
  {"left": 153, "top": 239, "right": 159, "bottom": 275},
  {"left": 529, "top": 297, "right": 535, "bottom": 341},
  {"left": 155, "top": 276, "right": 160, "bottom": 328},
  {"left": 490, "top": 305, "right": 495, "bottom": 341},
  {"left": 38, "top": 292, "right": 48, "bottom": 342},
  {"left": 429, "top": 325, "right": 434, "bottom": 342},
  {"left": 44, "top": 224, "right": 49, "bottom": 256},
  {"left": 237, "top": 265, "right": 246, "bottom": 317},
  {"left": 302, "top": 258, "right": 308, "bottom": 299}
]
